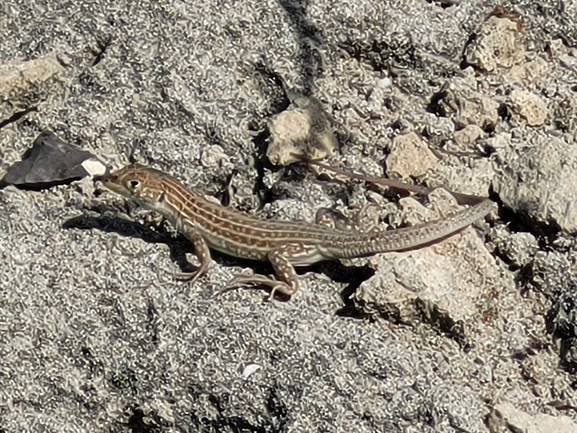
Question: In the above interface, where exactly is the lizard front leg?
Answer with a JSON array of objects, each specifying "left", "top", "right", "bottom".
[{"left": 174, "top": 227, "right": 212, "bottom": 284}]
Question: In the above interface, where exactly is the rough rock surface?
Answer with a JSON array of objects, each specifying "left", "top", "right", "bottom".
[{"left": 2, "top": 1, "right": 577, "bottom": 432}]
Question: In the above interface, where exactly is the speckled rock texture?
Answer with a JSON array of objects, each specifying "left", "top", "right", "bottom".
[{"left": 1, "top": 1, "right": 577, "bottom": 432}]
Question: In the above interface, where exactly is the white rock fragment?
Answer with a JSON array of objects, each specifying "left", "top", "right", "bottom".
[
  {"left": 509, "top": 89, "right": 549, "bottom": 126},
  {"left": 386, "top": 132, "right": 439, "bottom": 178},
  {"left": 0, "top": 55, "right": 64, "bottom": 96},
  {"left": 241, "top": 363, "right": 261, "bottom": 379},
  {"left": 453, "top": 125, "right": 483, "bottom": 151},
  {"left": 200, "top": 144, "right": 230, "bottom": 169},
  {"left": 376, "top": 77, "right": 391, "bottom": 88},
  {"left": 548, "top": 38, "right": 568, "bottom": 59},
  {"left": 559, "top": 48, "right": 577, "bottom": 73},
  {"left": 465, "top": 8, "right": 526, "bottom": 72},
  {"left": 506, "top": 56, "right": 551, "bottom": 86},
  {"left": 0, "top": 55, "right": 67, "bottom": 121},
  {"left": 81, "top": 157, "right": 108, "bottom": 177},
  {"left": 267, "top": 92, "right": 337, "bottom": 166},
  {"left": 436, "top": 71, "right": 500, "bottom": 130}
]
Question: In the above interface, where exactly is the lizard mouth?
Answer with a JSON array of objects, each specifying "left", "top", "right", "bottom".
[
  {"left": 101, "top": 173, "right": 117, "bottom": 182},
  {"left": 99, "top": 174, "right": 125, "bottom": 195}
]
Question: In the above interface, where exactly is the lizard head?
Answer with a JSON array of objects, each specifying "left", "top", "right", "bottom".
[{"left": 100, "top": 163, "right": 166, "bottom": 207}]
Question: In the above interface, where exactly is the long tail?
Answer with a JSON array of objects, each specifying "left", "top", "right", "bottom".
[{"left": 327, "top": 198, "right": 494, "bottom": 259}]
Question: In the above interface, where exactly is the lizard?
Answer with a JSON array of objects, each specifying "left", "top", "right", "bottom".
[{"left": 100, "top": 163, "right": 494, "bottom": 298}]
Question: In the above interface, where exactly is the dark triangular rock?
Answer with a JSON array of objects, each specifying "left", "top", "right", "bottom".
[{"left": 1, "top": 131, "right": 106, "bottom": 189}]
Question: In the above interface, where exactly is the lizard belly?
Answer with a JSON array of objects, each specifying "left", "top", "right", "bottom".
[{"left": 202, "top": 232, "right": 271, "bottom": 261}]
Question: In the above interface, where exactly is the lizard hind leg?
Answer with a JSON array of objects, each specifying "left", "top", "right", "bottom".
[{"left": 219, "top": 249, "right": 300, "bottom": 300}]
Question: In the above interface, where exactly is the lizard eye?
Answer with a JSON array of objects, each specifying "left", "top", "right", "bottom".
[{"left": 129, "top": 180, "right": 140, "bottom": 189}]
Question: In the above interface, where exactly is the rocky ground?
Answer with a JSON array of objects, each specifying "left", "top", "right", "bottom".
[{"left": 1, "top": 0, "right": 577, "bottom": 432}]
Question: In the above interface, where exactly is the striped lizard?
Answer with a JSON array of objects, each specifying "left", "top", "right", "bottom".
[{"left": 100, "top": 163, "right": 493, "bottom": 298}]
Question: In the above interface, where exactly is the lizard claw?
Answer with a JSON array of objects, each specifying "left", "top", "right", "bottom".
[
  {"left": 174, "top": 270, "right": 200, "bottom": 282},
  {"left": 173, "top": 264, "right": 208, "bottom": 284},
  {"left": 217, "top": 274, "right": 291, "bottom": 301},
  {"left": 216, "top": 274, "right": 257, "bottom": 296}
]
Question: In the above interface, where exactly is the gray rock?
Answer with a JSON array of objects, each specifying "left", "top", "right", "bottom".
[
  {"left": 492, "top": 133, "right": 577, "bottom": 234},
  {"left": 488, "top": 402, "right": 577, "bottom": 433},
  {"left": 1, "top": 131, "right": 106, "bottom": 188},
  {"left": 0, "top": 56, "right": 66, "bottom": 123}
]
